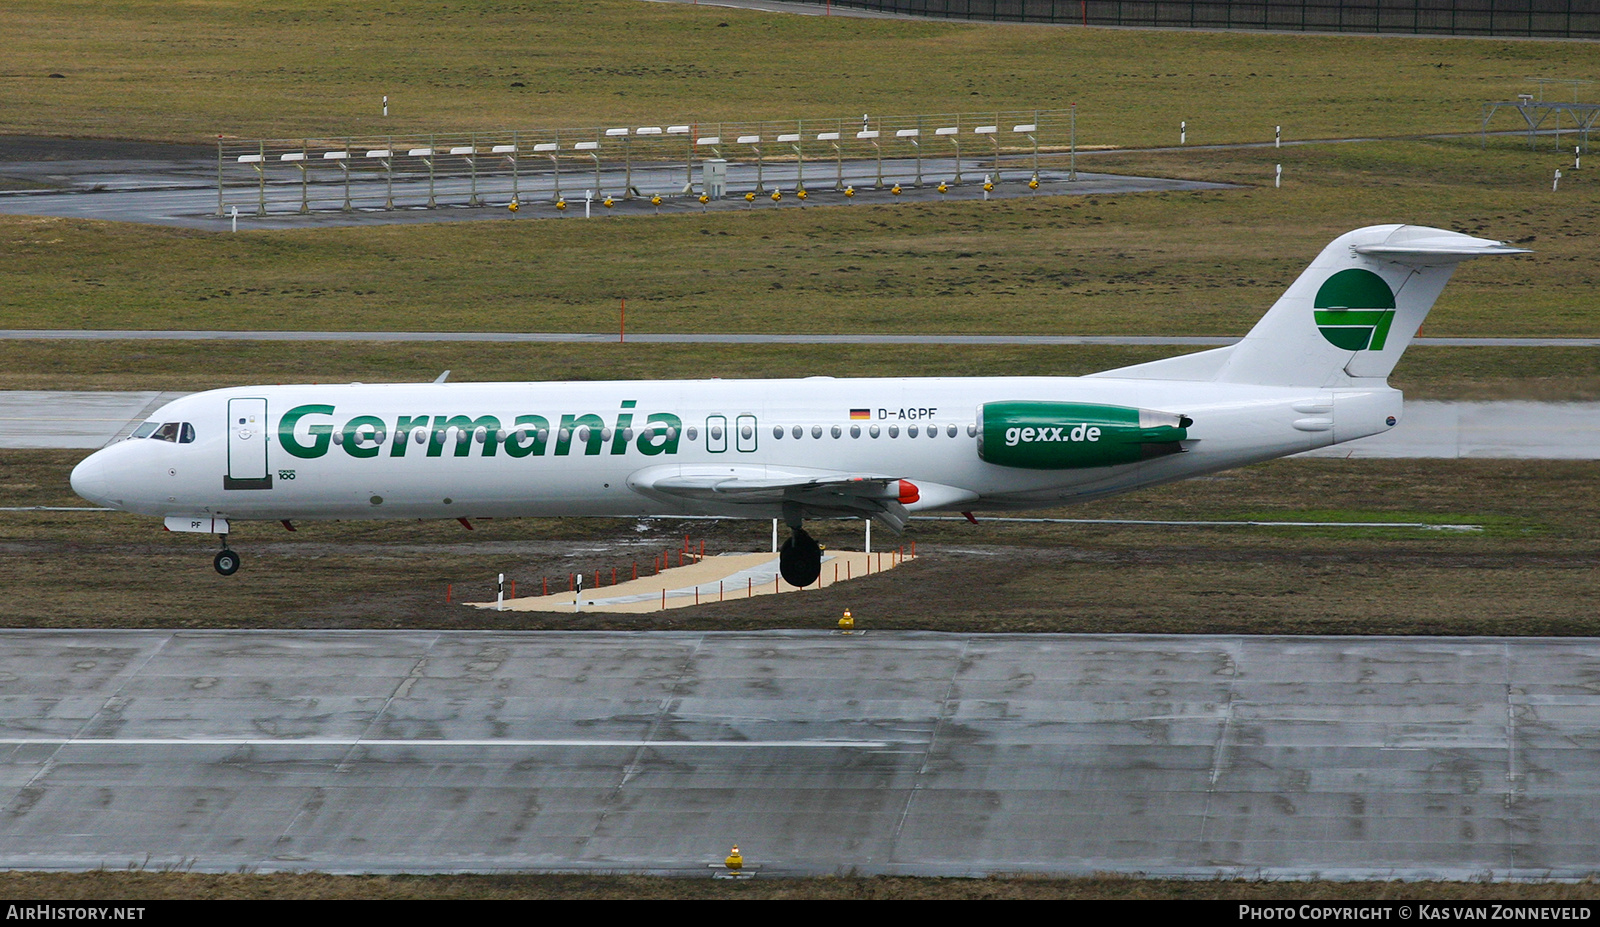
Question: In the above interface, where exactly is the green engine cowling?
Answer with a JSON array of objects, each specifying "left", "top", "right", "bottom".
[{"left": 978, "top": 401, "right": 1191, "bottom": 470}]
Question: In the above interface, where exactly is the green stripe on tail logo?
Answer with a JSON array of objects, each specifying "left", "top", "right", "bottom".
[{"left": 1314, "top": 268, "right": 1396, "bottom": 351}]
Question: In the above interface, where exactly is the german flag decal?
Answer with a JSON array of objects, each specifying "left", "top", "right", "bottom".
[{"left": 849, "top": 409, "right": 871, "bottom": 420}]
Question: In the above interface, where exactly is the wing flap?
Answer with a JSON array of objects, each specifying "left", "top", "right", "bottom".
[{"left": 629, "top": 465, "right": 919, "bottom": 531}]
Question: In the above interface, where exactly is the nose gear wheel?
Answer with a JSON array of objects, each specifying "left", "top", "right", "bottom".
[{"left": 213, "top": 535, "right": 240, "bottom": 575}]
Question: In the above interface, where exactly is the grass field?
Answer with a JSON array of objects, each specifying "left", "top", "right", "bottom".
[
  {"left": 4, "top": 0, "right": 1598, "bottom": 145},
  {"left": 2, "top": 3, "right": 1596, "bottom": 375},
  {"left": 6, "top": 450, "right": 1596, "bottom": 637},
  {"left": 3, "top": 0, "right": 1600, "bottom": 901},
  {"left": 3, "top": 142, "right": 1596, "bottom": 340}
]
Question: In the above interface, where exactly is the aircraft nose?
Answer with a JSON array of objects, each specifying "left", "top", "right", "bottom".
[{"left": 70, "top": 452, "right": 111, "bottom": 505}]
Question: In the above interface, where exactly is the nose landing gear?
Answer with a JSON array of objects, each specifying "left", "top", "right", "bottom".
[{"left": 213, "top": 536, "right": 240, "bottom": 576}]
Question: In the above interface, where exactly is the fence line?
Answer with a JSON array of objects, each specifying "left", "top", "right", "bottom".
[
  {"left": 215, "top": 109, "right": 1075, "bottom": 217},
  {"left": 796, "top": 0, "right": 1600, "bottom": 38}
]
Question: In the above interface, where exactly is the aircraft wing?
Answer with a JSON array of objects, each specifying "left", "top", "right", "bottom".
[{"left": 627, "top": 465, "right": 922, "bottom": 531}]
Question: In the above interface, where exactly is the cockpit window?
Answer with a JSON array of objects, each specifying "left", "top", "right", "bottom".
[
  {"left": 130, "top": 422, "right": 158, "bottom": 439},
  {"left": 151, "top": 422, "right": 182, "bottom": 443},
  {"left": 179, "top": 423, "right": 196, "bottom": 444}
]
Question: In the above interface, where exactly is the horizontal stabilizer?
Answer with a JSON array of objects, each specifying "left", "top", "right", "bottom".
[{"left": 1353, "top": 227, "right": 1530, "bottom": 263}]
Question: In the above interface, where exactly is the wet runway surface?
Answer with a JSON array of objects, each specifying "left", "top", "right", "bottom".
[{"left": 0, "top": 630, "right": 1595, "bottom": 878}]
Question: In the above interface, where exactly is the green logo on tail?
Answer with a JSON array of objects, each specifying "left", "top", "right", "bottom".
[{"left": 1314, "top": 269, "right": 1395, "bottom": 351}]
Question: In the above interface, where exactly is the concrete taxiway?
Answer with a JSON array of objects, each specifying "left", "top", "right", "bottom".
[{"left": 0, "top": 630, "right": 1595, "bottom": 878}]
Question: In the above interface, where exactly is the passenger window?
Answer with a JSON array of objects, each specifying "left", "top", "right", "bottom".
[
  {"left": 151, "top": 422, "right": 181, "bottom": 443},
  {"left": 180, "top": 423, "right": 196, "bottom": 444},
  {"left": 131, "top": 422, "right": 158, "bottom": 439}
]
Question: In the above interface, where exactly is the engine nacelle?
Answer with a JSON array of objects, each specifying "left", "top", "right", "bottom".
[{"left": 978, "top": 401, "right": 1190, "bottom": 470}]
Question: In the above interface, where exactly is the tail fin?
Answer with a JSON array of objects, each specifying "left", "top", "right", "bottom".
[{"left": 1095, "top": 225, "right": 1528, "bottom": 387}]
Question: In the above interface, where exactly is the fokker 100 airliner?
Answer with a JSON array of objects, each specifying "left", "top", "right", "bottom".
[{"left": 70, "top": 225, "right": 1526, "bottom": 583}]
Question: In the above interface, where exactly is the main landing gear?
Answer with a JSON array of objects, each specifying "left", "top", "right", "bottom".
[
  {"left": 778, "top": 505, "right": 823, "bottom": 588},
  {"left": 213, "top": 536, "right": 240, "bottom": 576}
]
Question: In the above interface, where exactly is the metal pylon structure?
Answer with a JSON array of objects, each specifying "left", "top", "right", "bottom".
[{"left": 1481, "top": 79, "right": 1600, "bottom": 150}]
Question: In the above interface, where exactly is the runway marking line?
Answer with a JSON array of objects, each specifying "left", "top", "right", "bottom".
[{"left": 0, "top": 737, "right": 892, "bottom": 748}]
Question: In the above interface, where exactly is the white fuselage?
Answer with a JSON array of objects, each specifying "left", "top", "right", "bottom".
[{"left": 69, "top": 376, "right": 1402, "bottom": 524}]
